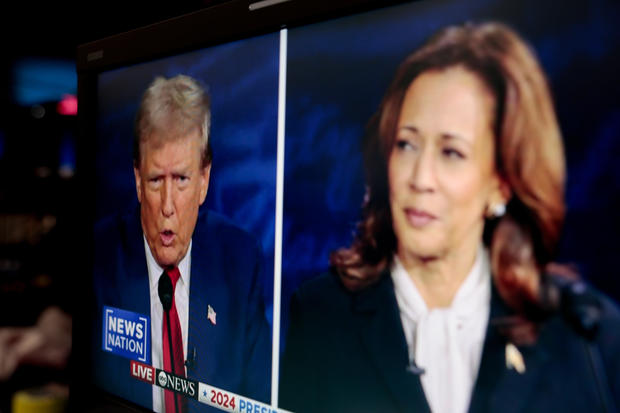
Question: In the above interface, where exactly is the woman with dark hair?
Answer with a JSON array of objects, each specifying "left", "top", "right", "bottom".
[{"left": 279, "top": 22, "right": 620, "bottom": 413}]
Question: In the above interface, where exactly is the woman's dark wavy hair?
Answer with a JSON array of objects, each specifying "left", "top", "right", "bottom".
[{"left": 330, "top": 22, "right": 566, "bottom": 323}]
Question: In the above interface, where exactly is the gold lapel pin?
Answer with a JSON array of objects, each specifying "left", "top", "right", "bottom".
[{"left": 505, "top": 343, "right": 526, "bottom": 374}]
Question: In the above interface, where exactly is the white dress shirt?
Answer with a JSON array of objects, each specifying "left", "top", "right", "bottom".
[
  {"left": 391, "top": 246, "right": 491, "bottom": 413},
  {"left": 144, "top": 236, "right": 191, "bottom": 413}
]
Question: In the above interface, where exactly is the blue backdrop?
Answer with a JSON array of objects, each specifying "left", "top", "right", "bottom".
[
  {"left": 281, "top": 0, "right": 620, "bottom": 344},
  {"left": 95, "top": 32, "right": 280, "bottom": 318}
]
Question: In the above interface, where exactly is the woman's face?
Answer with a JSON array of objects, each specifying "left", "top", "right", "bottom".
[{"left": 388, "top": 66, "right": 505, "bottom": 262}]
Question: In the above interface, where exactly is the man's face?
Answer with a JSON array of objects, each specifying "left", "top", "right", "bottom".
[{"left": 134, "top": 130, "right": 210, "bottom": 268}]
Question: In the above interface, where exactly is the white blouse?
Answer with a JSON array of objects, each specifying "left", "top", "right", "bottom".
[{"left": 391, "top": 246, "right": 491, "bottom": 413}]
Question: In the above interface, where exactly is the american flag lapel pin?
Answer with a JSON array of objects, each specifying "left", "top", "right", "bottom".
[
  {"left": 207, "top": 305, "right": 217, "bottom": 325},
  {"left": 505, "top": 342, "right": 526, "bottom": 374}
]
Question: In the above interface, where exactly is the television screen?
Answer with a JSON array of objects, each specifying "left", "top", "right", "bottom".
[
  {"left": 77, "top": 0, "right": 620, "bottom": 411},
  {"left": 89, "top": 31, "right": 279, "bottom": 412}
]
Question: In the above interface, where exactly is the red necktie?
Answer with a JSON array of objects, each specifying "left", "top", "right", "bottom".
[{"left": 163, "top": 267, "right": 186, "bottom": 413}]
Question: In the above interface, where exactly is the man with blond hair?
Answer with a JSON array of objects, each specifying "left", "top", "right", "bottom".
[{"left": 93, "top": 75, "right": 271, "bottom": 413}]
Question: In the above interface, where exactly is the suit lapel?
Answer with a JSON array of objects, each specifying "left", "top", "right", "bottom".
[
  {"left": 185, "top": 230, "right": 212, "bottom": 413},
  {"left": 187, "top": 234, "right": 209, "bottom": 377},
  {"left": 186, "top": 209, "right": 217, "bottom": 381},
  {"left": 353, "top": 273, "right": 431, "bottom": 413},
  {"left": 468, "top": 286, "right": 549, "bottom": 413}
]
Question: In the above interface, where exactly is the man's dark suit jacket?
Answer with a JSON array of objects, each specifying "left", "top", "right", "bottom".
[
  {"left": 280, "top": 270, "right": 620, "bottom": 413},
  {"left": 92, "top": 207, "right": 271, "bottom": 412}
]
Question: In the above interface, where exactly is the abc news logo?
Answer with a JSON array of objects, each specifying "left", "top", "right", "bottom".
[{"left": 130, "top": 360, "right": 198, "bottom": 400}]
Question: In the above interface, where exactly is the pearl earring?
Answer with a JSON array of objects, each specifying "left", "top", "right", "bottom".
[{"left": 491, "top": 203, "right": 506, "bottom": 218}]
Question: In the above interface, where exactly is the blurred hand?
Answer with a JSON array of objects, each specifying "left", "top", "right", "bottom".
[
  {"left": 0, "top": 307, "right": 71, "bottom": 381},
  {"left": 0, "top": 327, "right": 28, "bottom": 381}
]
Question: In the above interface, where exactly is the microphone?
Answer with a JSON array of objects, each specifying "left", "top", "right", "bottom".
[
  {"left": 546, "top": 273, "right": 617, "bottom": 413},
  {"left": 158, "top": 271, "right": 173, "bottom": 312},
  {"left": 185, "top": 347, "right": 196, "bottom": 369},
  {"left": 406, "top": 359, "right": 425, "bottom": 376},
  {"left": 546, "top": 274, "right": 602, "bottom": 340}
]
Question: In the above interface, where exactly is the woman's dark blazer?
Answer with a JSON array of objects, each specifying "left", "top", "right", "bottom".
[{"left": 279, "top": 270, "right": 620, "bottom": 413}]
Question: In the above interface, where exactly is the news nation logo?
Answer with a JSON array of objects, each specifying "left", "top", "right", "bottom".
[
  {"left": 155, "top": 369, "right": 198, "bottom": 400},
  {"left": 102, "top": 306, "right": 150, "bottom": 364}
]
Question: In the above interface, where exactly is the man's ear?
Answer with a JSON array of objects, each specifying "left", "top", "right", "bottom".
[
  {"left": 134, "top": 165, "right": 143, "bottom": 203},
  {"left": 199, "top": 163, "right": 211, "bottom": 205}
]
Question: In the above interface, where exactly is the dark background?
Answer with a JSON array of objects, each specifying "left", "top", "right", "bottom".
[
  {"left": 0, "top": 0, "right": 225, "bottom": 323},
  {"left": 0, "top": 2, "right": 226, "bottom": 411}
]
